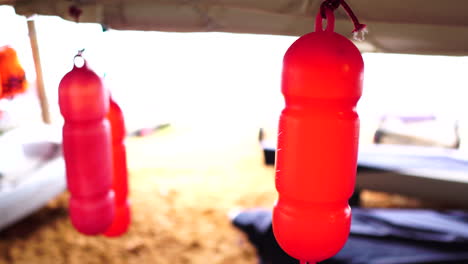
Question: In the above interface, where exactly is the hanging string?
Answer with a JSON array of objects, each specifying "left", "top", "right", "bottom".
[
  {"left": 315, "top": 7, "right": 335, "bottom": 32},
  {"left": 73, "top": 49, "right": 86, "bottom": 68},
  {"left": 75, "top": 48, "right": 85, "bottom": 57},
  {"left": 320, "top": 0, "right": 341, "bottom": 17},
  {"left": 68, "top": 4, "right": 88, "bottom": 66},
  {"left": 319, "top": 0, "right": 367, "bottom": 40}
]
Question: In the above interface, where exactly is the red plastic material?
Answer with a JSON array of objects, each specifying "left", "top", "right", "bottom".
[
  {"left": 272, "top": 9, "right": 363, "bottom": 263},
  {"left": 59, "top": 59, "right": 115, "bottom": 235},
  {"left": 104, "top": 98, "right": 131, "bottom": 237}
]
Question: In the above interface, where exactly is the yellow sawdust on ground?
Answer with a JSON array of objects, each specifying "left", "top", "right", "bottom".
[
  {"left": 0, "top": 125, "right": 278, "bottom": 264},
  {"left": 0, "top": 124, "right": 433, "bottom": 264}
]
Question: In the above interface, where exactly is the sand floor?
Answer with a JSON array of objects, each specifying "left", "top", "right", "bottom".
[
  {"left": 0, "top": 124, "right": 430, "bottom": 264},
  {"left": 0, "top": 125, "right": 278, "bottom": 264}
]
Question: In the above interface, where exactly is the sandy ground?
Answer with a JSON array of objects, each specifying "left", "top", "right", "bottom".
[
  {"left": 0, "top": 124, "right": 430, "bottom": 264},
  {"left": 0, "top": 125, "right": 278, "bottom": 264}
]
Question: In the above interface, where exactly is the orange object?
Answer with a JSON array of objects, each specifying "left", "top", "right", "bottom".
[
  {"left": 104, "top": 97, "right": 131, "bottom": 237},
  {"left": 272, "top": 8, "right": 364, "bottom": 264},
  {"left": 0, "top": 46, "right": 27, "bottom": 99}
]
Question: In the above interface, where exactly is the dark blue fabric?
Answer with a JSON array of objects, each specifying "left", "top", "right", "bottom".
[{"left": 232, "top": 208, "right": 468, "bottom": 264}]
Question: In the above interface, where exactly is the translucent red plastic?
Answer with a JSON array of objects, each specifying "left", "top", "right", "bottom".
[
  {"left": 59, "top": 60, "right": 115, "bottom": 235},
  {"left": 104, "top": 98, "right": 131, "bottom": 237},
  {"left": 272, "top": 9, "right": 364, "bottom": 263}
]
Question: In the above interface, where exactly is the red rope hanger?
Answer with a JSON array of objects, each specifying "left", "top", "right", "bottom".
[{"left": 320, "top": 0, "right": 367, "bottom": 39}]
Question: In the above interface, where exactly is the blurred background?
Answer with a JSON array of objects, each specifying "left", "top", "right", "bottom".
[
  {"left": 2, "top": 4, "right": 468, "bottom": 264},
  {"left": 2, "top": 5, "right": 468, "bottom": 145}
]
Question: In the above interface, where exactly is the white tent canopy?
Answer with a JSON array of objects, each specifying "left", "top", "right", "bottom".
[{"left": 2, "top": 0, "right": 468, "bottom": 56}]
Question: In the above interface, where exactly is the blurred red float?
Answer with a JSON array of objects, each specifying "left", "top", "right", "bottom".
[
  {"left": 59, "top": 55, "right": 115, "bottom": 235},
  {"left": 104, "top": 97, "right": 131, "bottom": 237}
]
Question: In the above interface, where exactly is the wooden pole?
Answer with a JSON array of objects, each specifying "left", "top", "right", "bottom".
[{"left": 27, "top": 19, "right": 51, "bottom": 124}]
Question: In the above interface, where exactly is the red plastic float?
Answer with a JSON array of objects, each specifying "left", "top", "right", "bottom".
[
  {"left": 104, "top": 97, "right": 131, "bottom": 237},
  {"left": 272, "top": 4, "right": 364, "bottom": 264},
  {"left": 59, "top": 55, "right": 115, "bottom": 235}
]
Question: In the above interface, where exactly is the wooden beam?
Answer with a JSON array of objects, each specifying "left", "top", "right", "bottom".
[{"left": 27, "top": 18, "right": 51, "bottom": 124}]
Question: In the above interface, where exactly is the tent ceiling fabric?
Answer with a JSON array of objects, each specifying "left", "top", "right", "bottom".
[{"left": 5, "top": 0, "right": 468, "bottom": 56}]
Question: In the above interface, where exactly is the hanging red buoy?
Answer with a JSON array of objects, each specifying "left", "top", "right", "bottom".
[
  {"left": 104, "top": 97, "right": 131, "bottom": 237},
  {"left": 59, "top": 54, "right": 115, "bottom": 235},
  {"left": 272, "top": 4, "right": 364, "bottom": 264}
]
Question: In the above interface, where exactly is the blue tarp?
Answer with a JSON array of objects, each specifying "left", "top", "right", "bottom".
[{"left": 232, "top": 208, "right": 468, "bottom": 264}]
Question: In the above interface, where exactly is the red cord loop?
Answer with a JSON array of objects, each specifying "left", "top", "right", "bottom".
[
  {"left": 315, "top": 8, "right": 335, "bottom": 33},
  {"left": 320, "top": 0, "right": 340, "bottom": 18},
  {"left": 318, "top": 0, "right": 367, "bottom": 35}
]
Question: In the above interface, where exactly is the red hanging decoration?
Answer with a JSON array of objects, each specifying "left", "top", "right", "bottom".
[
  {"left": 104, "top": 97, "right": 131, "bottom": 237},
  {"left": 59, "top": 54, "right": 115, "bottom": 235},
  {"left": 0, "top": 46, "right": 27, "bottom": 100},
  {"left": 272, "top": 2, "right": 364, "bottom": 263}
]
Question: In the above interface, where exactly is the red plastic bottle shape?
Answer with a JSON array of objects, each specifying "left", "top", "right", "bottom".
[
  {"left": 104, "top": 97, "right": 131, "bottom": 237},
  {"left": 272, "top": 9, "right": 364, "bottom": 264},
  {"left": 59, "top": 56, "right": 115, "bottom": 235}
]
